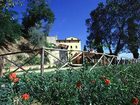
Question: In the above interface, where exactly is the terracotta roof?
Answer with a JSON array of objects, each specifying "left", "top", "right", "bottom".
[{"left": 57, "top": 44, "right": 69, "bottom": 49}]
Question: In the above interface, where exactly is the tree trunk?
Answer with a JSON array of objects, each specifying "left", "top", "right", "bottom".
[{"left": 127, "top": 17, "right": 139, "bottom": 59}]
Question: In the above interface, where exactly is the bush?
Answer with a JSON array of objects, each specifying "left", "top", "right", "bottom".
[
  {"left": 0, "top": 64, "right": 140, "bottom": 105},
  {"left": 24, "top": 56, "right": 41, "bottom": 65}
]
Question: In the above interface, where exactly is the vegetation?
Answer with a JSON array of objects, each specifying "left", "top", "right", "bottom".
[
  {"left": 86, "top": 0, "right": 140, "bottom": 58},
  {"left": 0, "top": 64, "right": 140, "bottom": 105},
  {"left": 0, "top": 0, "right": 54, "bottom": 47},
  {"left": 28, "top": 26, "right": 45, "bottom": 48},
  {"left": 0, "top": 1, "right": 139, "bottom": 104},
  {"left": 22, "top": 0, "right": 55, "bottom": 38},
  {"left": 0, "top": 0, "right": 22, "bottom": 8},
  {"left": 0, "top": 3, "right": 22, "bottom": 45}
]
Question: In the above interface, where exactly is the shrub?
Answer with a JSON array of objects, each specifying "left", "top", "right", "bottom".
[
  {"left": 24, "top": 56, "right": 41, "bottom": 65},
  {"left": 0, "top": 64, "right": 140, "bottom": 105}
]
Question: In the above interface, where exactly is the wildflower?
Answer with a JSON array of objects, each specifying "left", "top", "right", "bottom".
[
  {"left": 21, "top": 93, "right": 30, "bottom": 100},
  {"left": 13, "top": 78, "right": 19, "bottom": 83},
  {"left": 104, "top": 79, "right": 110, "bottom": 85},
  {"left": 9, "top": 72, "right": 17, "bottom": 80},
  {"left": 132, "top": 97, "right": 139, "bottom": 105},
  {"left": 76, "top": 81, "right": 82, "bottom": 89}
]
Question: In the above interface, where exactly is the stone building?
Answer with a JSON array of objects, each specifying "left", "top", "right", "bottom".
[{"left": 46, "top": 36, "right": 81, "bottom": 67}]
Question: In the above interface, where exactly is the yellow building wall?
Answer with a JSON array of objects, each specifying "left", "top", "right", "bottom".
[{"left": 57, "top": 37, "right": 81, "bottom": 57}]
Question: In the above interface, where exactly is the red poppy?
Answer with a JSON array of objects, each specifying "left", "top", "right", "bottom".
[
  {"left": 76, "top": 81, "right": 82, "bottom": 89},
  {"left": 132, "top": 97, "right": 139, "bottom": 105},
  {"left": 104, "top": 79, "right": 110, "bottom": 85},
  {"left": 22, "top": 93, "right": 30, "bottom": 100},
  {"left": 9, "top": 72, "right": 17, "bottom": 80},
  {"left": 13, "top": 78, "right": 19, "bottom": 83}
]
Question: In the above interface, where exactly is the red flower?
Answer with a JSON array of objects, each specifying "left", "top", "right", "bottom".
[
  {"left": 22, "top": 93, "right": 30, "bottom": 100},
  {"left": 9, "top": 72, "right": 17, "bottom": 80},
  {"left": 132, "top": 97, "right": 139, "bottom": 105},
  {"left": 13, "top": 78, "right": 19, "bottom": 83},
  {"left": 104, "top": 79, "right": 110, "bottom": 85},
  {"left": 76, "top": 81, "right": 82, "bottom": 89}
]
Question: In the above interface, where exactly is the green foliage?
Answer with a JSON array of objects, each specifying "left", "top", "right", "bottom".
[
  {"left": 0, "top": 64, "right": 140, "bottom": 104},
  {"left": 22, "top": 0, "right": 55, "bottom": 37},
  {"left": 86, "top": 0, "right": 140, "bottom": 57},
  {"left": 28, "top": 26, "right": 45, "bottom": 47},
  {"left": 24, "top": 56, "right": 41, "bottom": 65},
  {"left": 83, "top": 45, "right": 87, "bottom": 51},
  {"left": 28, "top": 25, "right": 57, "bottom": 49},
  {"left": 0, "top": 0, "right": 23, "bottom": 45},
  {"left": 0, "top": 9, "right": 22, "bottom": 44},
  {"left": 0, "top": 0, "right": 22, "bottom": 8},
  {"left": 127, "top": 17, "right": 139, "bottom": 58}
]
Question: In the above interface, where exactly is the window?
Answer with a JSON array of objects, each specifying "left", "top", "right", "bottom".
[{"left": 75, "top": 46, "right": 78, "bottom": 49}]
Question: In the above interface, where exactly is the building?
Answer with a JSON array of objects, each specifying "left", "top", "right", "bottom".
[
  {"left": 46, "top": 36, "right": 57, "bottom": 45},
  {"left": 56, "top": 37, "right": 81, "bottom": 57},
  {"left": 46, "top": 36, "right": 81, "bottom": 67}
]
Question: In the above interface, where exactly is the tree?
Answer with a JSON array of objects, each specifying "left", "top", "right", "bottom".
[
  {"left": 126, "top": 0, "right": 140, "bottom": 58},
  {"left": 83, "top": 45, "right": 87, "bottom": 51},
  {"left": 127, "top": 17, "right": 139, "bottom": 58},
  {"left": 86, "top": 3, "right": 105, "bottom": 53},
  {"left": 0, "top": 0, "right": 22, "bottom": 77},
  {"left": 0, "top": 0, "right": 21, "bottom": 8},
  {"left": 22, "top": 0, "right": 55, "bottom": 38},
  {"left": 86, "top": 0, "right": 140, "bottom": 58},
  {"left": 107, "top": 0, "right": 140, "bottom": 58},
  {"left": 28, "top": 25, "right": 45, "bottom": 48},
  {"left": 86, "top": 2, "right": 125, "bottom": 55},
  {"left": 0, "top": 2, "right": 22, "bottom": 45}
]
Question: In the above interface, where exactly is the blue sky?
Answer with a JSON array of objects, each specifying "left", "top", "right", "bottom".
[{"left": 48, "top": 0, "right": 106, "bottom": 49}]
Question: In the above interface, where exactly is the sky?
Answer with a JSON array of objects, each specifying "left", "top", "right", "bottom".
[
  {"left": 47, "top": 0, "right": 106, "bottom": 49},
  {"left": 13, "top": 0, "right": 106, "bottom": 49}
]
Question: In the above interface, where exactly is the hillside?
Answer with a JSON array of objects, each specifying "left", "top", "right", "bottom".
[{"left": 0, "top": 37, "right": 34, "bottom": 55}]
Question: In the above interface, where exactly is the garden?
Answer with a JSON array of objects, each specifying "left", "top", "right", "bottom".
[{"left": 0, "top": 63, "right": 140, "bottom": 105}]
